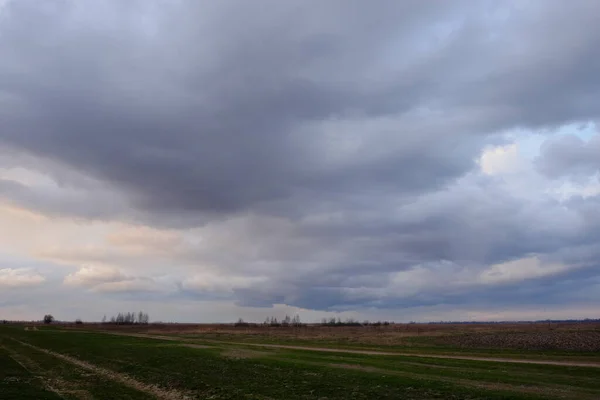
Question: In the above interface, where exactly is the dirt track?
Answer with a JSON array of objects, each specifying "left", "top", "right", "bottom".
[
  {"left": 107, "top": 331, "right": 600, "bottom": 368},
  {"left": 13, "top": 339, "right": 190, "bottom": 400}
]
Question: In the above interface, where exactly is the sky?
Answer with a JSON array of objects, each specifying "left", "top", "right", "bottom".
[{"left": 1, "top": 0, "right": 600, "bottom": 323}]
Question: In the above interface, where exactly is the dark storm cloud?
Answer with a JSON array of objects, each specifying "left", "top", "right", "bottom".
[
  {"left": 2, "top": 0, "right": 600, "bottom": 314},
  {"left": 0, "top": 0, "right": 480, "bottom": 217},
  {"left": 1, "top": 0, "right": 598, "bottom": 218},
  {"left": 0, "top": 0, "right": 598, "bottom": 222}
]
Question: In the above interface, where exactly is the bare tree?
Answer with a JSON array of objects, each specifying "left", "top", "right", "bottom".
[
  {"left": 139, "top": 312, "right": 149, "bottom": 324},
  {"left": 107, "top": 311, "right": 149, "bottom": 325},
  {"left": 291, "top": 314, "right": 302, "bottom": 327}
]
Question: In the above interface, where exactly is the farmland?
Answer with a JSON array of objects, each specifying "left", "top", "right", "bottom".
[{"left": 1, "top": 322, "right": 599, "bottom": 399}]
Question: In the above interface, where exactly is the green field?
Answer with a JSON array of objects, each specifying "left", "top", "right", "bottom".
[
  {"left": 1, "top": 325, "right": 599, "bottom": 399},
  {"left": 165, "top": 330, "right": 600, "bottom": 363}
]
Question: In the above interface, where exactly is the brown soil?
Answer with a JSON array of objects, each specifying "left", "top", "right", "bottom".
[
  {"left": 73, "top": 320, "right": 600, "bottom": 349},
  {"left": 434, "top": 330, "right": 600, "bottom": 352}
]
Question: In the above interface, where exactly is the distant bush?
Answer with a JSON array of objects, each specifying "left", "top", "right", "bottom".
[
  {"left": 75, "top": 319, "right": 83, "bottom": 325},
  {"left": 43, "top": 314, "right": 54, "bottom": 324}
]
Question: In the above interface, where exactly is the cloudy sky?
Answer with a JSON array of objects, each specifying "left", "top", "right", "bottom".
[{"left": 1, "top": 0, "right": 600, "bottom": 323}]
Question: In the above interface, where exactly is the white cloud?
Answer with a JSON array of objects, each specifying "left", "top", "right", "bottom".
[
  {"left": 547, "top": 178, "right": 600, "bottom": 201},
  {"left": 479, "top": 143, "right": 522, "bottom": 175},
  {"left": 479, "top": 256, "right": 571, "bottom": 284},
  {"left": 64, "top": 265, "right": 125, "bottom": 287},
  {"left": 63, "top": 264, "right": 172, "bottom": 293},
  {"left": 0, "top": 268, "right": 45, "bottom": 288}
]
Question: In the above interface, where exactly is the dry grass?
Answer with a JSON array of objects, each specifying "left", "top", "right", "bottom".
[
  {"left": 434, "top": 330, "right": 600, "bottom": 352},
  {"left": 220, "top": 348, "right": 268, "bottom": 359},
  {"left": 73, "top": 321, "right": 600, "bottom": 350}
]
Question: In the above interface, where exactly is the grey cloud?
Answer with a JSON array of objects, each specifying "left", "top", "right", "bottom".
[
  {"left": 2, "top": 0, "right": 600, "bottom": 315},
  {"left": 0, "top": 178, "right": 128, "bottom": 220},
  {"left": 232, "top": 260, "right": 600, "bottom": 312},
  {"left": 455, "top": 1, "right": 600, "bottom": 130},
  {"left": 1, "top": 0, "right": 598, "bottom": 224},
  {"left": 536, "top": 133, "right": 600, "bottom": 178},
  {"left": 0, "top": 0, "right": 525, "bottom": 220},
  {"left": 207, "top": 175, "right": 598, "bottom": 309}
]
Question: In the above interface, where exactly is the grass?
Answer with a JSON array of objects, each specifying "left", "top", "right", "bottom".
[
  {"left": 1, "top": 325, "right": 599, "bottom": 399},
  {"left": 167, "top": 330, "right": 600, "bottom": 362},
  {"left": 0, "top": 343, "right": 61, "bottom": 399},
  {"left": 0, "top": 330, "right": 153, "bottom": 399}
]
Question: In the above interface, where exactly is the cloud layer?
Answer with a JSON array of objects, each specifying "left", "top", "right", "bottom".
[
  {"left": 0, "top": 268, "right": 45, "bottom": 288},
  {"left": 1, "top": 0, "right": 600, "bottom": 322}
]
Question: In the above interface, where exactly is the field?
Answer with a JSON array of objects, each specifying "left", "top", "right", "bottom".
[{"left": 1, "top": 322, "right": 599, "bottom": 399}]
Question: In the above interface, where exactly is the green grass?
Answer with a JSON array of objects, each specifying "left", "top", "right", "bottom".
[
  {"left": 2, "top": 326, "right": 599, "bottom": 399},
  {"left": 275, "top": 349, "right": 600, "bottom": 394},
  {"left": 0, "top": 344, "right": 61, "bottom": 399},
  {"left": 172, "top": 330, "right": 600, "bottom": 362},
  {"left": 0, "top": 331, "right": 153, "bottom": 399}
]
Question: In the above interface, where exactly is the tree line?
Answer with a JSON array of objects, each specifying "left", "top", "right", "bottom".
[
  {"left": 233, "top": 315, "right": 394, "bottom": 327},
  {"left": 320, "top": 318, "right": 392, "bottom": 327},
  {"left": 101, "top": 311, "right": 150, "bottom": 325},
  {"left": 235, "top": 314, "right": 303, "bottom": 327}
]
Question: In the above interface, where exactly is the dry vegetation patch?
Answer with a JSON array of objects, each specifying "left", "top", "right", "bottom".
[
  {"left": 180, "top": 344, "right": 212, "bottom": 349},
  {"left": 86, "top": 320, "right": 600, "bottom": 354},
  {"left": 221, "top": 348, "right": 269, "bottom": 359},
  {"left": 435, "top": 330, "right": 600, "bottom": 352}
]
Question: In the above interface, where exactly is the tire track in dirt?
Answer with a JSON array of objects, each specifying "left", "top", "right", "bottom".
[
  {"left": 104, "top": 331, "right": 600, "bottom": 368},
  {"left": 2, "top": 344, "right": 89, "bottom": 400},
  {"left": 12, "top": 339, "right": 191, "bottom": 400}
]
